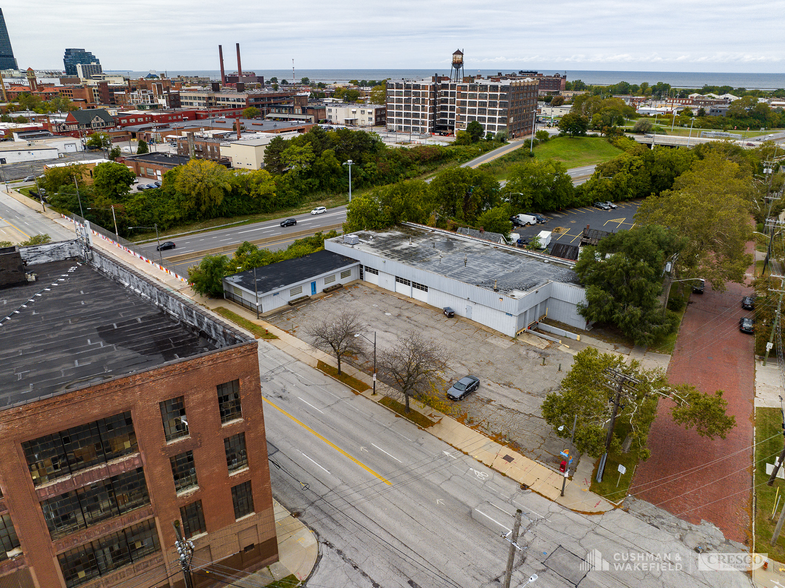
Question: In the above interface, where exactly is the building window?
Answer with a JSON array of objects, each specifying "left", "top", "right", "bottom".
[
  {"left": 231, "top": 481, "right": 254, "bottom": 519},
  {"left": 395, "top": 276, "right": 411, "bottom": 286},
  {"left": 57, "top": 519, "right": 160, "bottom": 588},
  {"left": 180, "top": 501, "right": 206, "bottom": 539},
  {"left": 290, "top": 285, "right": 303, "bottom": 297},
  {"left": 225, "top": 432, "right": 248, "bottom": 472},
  {"left": 23, "top": 412, "right": 137, "bottom": 486},
  {"left": 160, "top": 396, "right": 189, "bottom": 441},
  {"left": 412, "top": 281, "right": 428, "bottom": 292},
  {"left": 341, "top": 269, "right": 352, "bottom": 279},
  {"left": 0, "top": 515, "right": 20, "bottom": 562},
  {"left": 217, "top": 379, "right": 242, "bottom": 423},
  {"left": 364, "top": 266, "right": 378, "bottom": 275},
  {"left": 170, "top": 451, "right": 198, "bottom": 492},
  {"left": 324, "top": 274, "right": 336, "bottom": 284}
]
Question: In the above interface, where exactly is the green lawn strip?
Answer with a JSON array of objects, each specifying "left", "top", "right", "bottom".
[
  {"left": 266, "top": 575, "right": 301, "bottom": 588},
  {"left": 316, "top": 360, "right": 370, "bottom": 393},
  {"left": 589, "top": 423, "right": 641, "bottom": 502},
  {"left": 755, "top": 407, "right": 785, "bottom": 563},
  {"left": 378, "top": 396, "right": 435, "bottom": 428},
  {"left": 648, "top": 288, "right": 691, "bottom": 355},
  {"left": 212, "top": 307, "right": 278, "bottom": 339}
]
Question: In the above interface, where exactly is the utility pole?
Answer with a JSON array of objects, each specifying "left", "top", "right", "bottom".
[
  {"left": 597, "top": 368, "right": 639, "bottom": 483},
  {"left": 502, "top": 509, "right": 522, "bottom": 588},
  {"left": 172, "top": 521, "right": 195, "bottom": 588},
  {"left": 763, "top": 278, "right": 785, "bottom": 366}
]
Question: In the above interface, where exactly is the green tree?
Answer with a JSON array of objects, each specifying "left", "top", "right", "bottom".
[
  {"left": 633, "top": 119, "right": 653, "bottom": 133},
  {"left": 137, "top": 140, "right": 149, "bottom": 154},
  {"left": 574, "top": 224, "right": 686, "bottom": 346},
  {"left": 370, "top": 81, "right": 387, "bottom": 105},
  {"left": 280, "top": 79, "right": 288, "bottom": 86},
  {"left": 344, "top": 180, "right": 432, "bottom": 231},
  {"left": 175, "top": 159, "right": 232, "bottom": 215},
  {"left": 108, "top": 146, "right": 121, "bottom": 161},
  {"left": 300, "top": 77, "right": 310, "bottom": 85},
  {"left": 505, "top": 159, "right": 575, "bottom": 211},
  {"left": 634, "top": 152, "right": 754, "bottom": 290},
  {"left": 475, "top": 205, "right": 512, "bottom": 235},
  {"left": 20, "top": 234, "right": 51, "bottom": 246},
  {"left": 465, "top": 120, "right": 484, "bottom": 143},
  {"left": 41, "top": 164, "right": 87, "bottom": 195},
  {"left": 453, "top": 130, "right": 473, "bottom": 145},
  {"left": 93, "top": 162, "right": 136, "bottom": 201},
  {"left": 263, "top": 136, "right": 288, "bottom": 174},
  {"left": 49, "top": 95, "right": 76, "bottom": 113},
  {"left": 188, "top": 254, "right": 230, "bottom": 297},
  {"left": 86, "top": 132, "right": 111, "bottom": 150},
  {"left": 558, "top": 112, "right": 589, "bottom": 137},
  {"left": 429, "top": 167, "right": 500, "bottom": 223},
  {"left": 542, "top": 348, "right": 735, "bottom": 459},
  {"left": 269, "top": 77, "right": 278, "bottom": 84},
  {"left": 551, "top": 95, "right": 565, "bottom": 107},
  {"left": 242, "top": 106, "right": 261, "bottom": 119},
  {"left": 281, "top": 142, "right": 315, "bottom": 172}
]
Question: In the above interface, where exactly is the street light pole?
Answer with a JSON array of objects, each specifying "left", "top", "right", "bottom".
[
  {"left": 73, "top": 176, "right": 85, "bottom": 218},
  {"left": 343, "top": 159, "right": 354, "bottom": 202},
  {"left": 253, "top": 265, "right": 259, "bottom": 319},
  {"left": 354, "top": 331, "right": 377, "bottom": 395}
]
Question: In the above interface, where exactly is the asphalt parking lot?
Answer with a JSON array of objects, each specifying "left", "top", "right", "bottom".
[
  {"left": 514, "top": 200, "right": 641, "bottom": 253},
  {"left": 266, "top": 282, "right": 582, "bottom": 467}
]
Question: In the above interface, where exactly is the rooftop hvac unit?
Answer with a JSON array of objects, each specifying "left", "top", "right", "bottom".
[{"left": 343, "top": 234, "right": 359, "bottom": 245}]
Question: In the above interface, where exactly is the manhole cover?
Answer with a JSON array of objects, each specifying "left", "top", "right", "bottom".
[{"left": 503, "top": 455, "right": 514, "bottom": 463}]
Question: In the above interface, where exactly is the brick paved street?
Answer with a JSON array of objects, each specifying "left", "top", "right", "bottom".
[{"left": 630, "top": 271, "right": 756, "bottom": 544}]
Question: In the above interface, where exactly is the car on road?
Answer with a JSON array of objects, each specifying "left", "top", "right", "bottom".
[
  {"left": 739, "top": 317, "right": 754, "bottom": 334},
  {"left": 741, "top": 296, "right": 755, "bottom": 310},
  {"left": 311, "top": 206, "right": 327, "bottom": 215},
  {"left": 447, "top": 375, "right": 480, "bottom": 401},
  {"left": 594, "top": 201, "right": 611, "bottom": 210},
  {"left": 23, "top": 175, "right": 36, "bottom": 182},
  {"left": 603, "top": 201, "right": 618, "bottom": 209},
  {"left": 280, "top": 218, "right": 297, "bottom": 227},
  {"left": 443, "top": 307, "right": 455, "bottom": 318},
  {"left": 692, "top": 279, "right": 705, "bottom": 294},
  {"left": 156, "top": 241, "right": 176, "bottom": 251}
]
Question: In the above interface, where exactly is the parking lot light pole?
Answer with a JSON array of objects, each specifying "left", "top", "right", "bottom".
[
  {"left": 354, "top": 331, "right": 376, "bottom": 395},
  {"left": 343, "top": 159, "right": 354, "bottom": 202}
]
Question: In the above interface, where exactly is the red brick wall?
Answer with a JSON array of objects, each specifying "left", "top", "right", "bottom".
[{"left": 0, "top": 341, "right": 277, "bottom": 588}]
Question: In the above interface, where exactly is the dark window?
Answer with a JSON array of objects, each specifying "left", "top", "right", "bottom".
[
  {"left": 42, "top": 491, "right": 86, "bottom": 539},
  {"left": 217, "top": 380, "right": 242, "bottom": 423},
  {"left": 364, "top": 266, "right": 378, "bottom": 275},
  {"left": 79, "top": 481, "right": 117, "bottom": 528},
  {"left": 224, "top": 433, "right": 248, "bottom": 472},
  {"left": 170, "top": 451, "right": 198, "bottom": 492},
  {"left": 231, "top": 481, "right": 254, "bottom": 519},
  {"left": 22, "top": 433, "right": 69, "bottom": 485},
  {"left": 160, "top": 396, "right": 189, "bottom": 441},
  {"left": 180, "top": 501, "right": 206, "bottom": 539},
  {"left": 60, "top": 422, "right": 103, "bottom": 474},
  {"left": 57, "top": 520, "right": 160, "bottom": 588},
  {"left": 0, "top": 514, "right": 20, "bottom": 561},
  {"left": 113, "top": 467, "right": 150, "bottom": 513}
]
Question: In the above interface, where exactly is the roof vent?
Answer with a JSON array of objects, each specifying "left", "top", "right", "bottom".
[{"left": 343, "top": 234, "right": 359, "bottom": 245}]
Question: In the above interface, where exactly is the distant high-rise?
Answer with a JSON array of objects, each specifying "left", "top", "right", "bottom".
[
  {"left": 63, "top": 47, "right": 100, "bottom": 76},
  {"left": 0, "top": 8, "right": 18, "bottom": 70}
]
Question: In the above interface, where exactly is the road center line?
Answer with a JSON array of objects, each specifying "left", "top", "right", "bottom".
[
  {"left": 474, "top": 508, "right": 511, "bottom": 534},
  {"left": 264, "top": 397, "right": 391, "bottom": 485},
  {"left": 298, "top": 397, "right": 324, "bottom": 413},
  {"left": 371, "top": 443, "right": 402, "bottom": 463},
  {"left": 300, "top": 452, "right": 330, "bottom": 474}
]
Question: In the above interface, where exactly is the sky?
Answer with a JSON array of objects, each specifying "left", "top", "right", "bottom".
[{"left": 4, "top": 0, "right": 785, "bottom": 74}]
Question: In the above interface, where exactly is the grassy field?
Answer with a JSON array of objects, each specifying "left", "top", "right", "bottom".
[
  {"left": 589, "top": 423, "right": 641, "bottom": 503},
  {"left": 480, "top": 136, "right": 624, "bottom": 181},
  {"left": 755, "top": 407, "right": 785, "bottom": 562},
  {"left": 211, "top": 307, "right": 278, "bottom": 339},
  {"left": 379, "top": 396, "right": 435, "bottom": 428}
]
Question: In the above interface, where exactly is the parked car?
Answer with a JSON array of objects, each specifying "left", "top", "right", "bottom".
[
  {"left": 739, "top": 317, "right": 754, "bottom": 334},
  {"left": 741, "top": 296, "right": 755, "bottom": 310},
  {"left": 280, "top": 218, "right": 297, "bottom": 227},
  {"left": 311, "top": 206, "right": 327, "bottom": 215},
  {"left": 443, "top": 307, "right": 455, "bottom": 318},
  {"left": 603, "top": 201, "right": 618, "bottom": 209},
  {"left": 692, "top": 279, "right": 705, "bottom": 294},
  {"left": 156, "top": 241, "right": 176, "bottom": 251},
  {"left": 138, "top": 184, "right": 152, "bottom": 191},
  {"left": 152, "top": 181, "right": 161, "bottom": 188},
  {"left": 525, "top": 212, "right": 547, "bottom": 224},
  {"left": 447, "top": 375, "right": 480, "bottom": 401},
  {"left": 594, "top": 202, "right": 611, "bottom": 210}
]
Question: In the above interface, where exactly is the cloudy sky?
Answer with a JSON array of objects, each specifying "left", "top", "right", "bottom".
[{"left": 5, "top": 1, "right": 784, "bottom": 73}]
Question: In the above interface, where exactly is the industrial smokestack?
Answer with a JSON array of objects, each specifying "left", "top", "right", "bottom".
[
  {"left": 218, "top": 45, "right": 226, "bottom": 85},
  {"left": 236, "top": 43, "right": 243, "bottom": 78}
]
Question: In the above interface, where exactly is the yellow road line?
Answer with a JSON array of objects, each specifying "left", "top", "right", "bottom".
[
  {"left": 0, "top": 216, "right": 30, "bottom": 239},
  {"left": 263, "top": 397, "right": 392, "bottom": 486}
]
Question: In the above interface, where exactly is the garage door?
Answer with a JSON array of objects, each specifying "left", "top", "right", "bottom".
[
  {"left": 395, "top": 276, "right": 411, "bottom": 297},
  {"left": 412, "top": 282, "right": 428, "bottom": 303},
  {"left": 364, "top": 266, "right": 379, "bottom": 285}
]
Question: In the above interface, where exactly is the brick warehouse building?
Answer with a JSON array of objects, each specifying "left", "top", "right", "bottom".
[{"left": 0, "top": 243, "right": 277, "bottom": 588}]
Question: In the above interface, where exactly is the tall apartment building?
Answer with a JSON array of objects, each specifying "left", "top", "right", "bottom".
[
  {"left": 0, "top": 8, "right": 18, "bottom": 70},
  {"left": 75, "top": 63, "right": 103, "bottom": 80},
  {"left": 0, "top": 243, "right": 278, "bottom": 588},
  {"left": 63, "top": 49, "right": 100, "bottom": 77},
  {"left": 386, "top": 74, "right": 538, "bottom": 139}
]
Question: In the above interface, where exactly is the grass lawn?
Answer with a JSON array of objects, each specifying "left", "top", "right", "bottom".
[
  {"left": 649, "top": 287, "right": 691, "bottom": 355},
  {"left": 316, "top": 360, "right": 370, "bottom": 393},
  {"left": 379, "top": 396, "right": 435, "bottom": 428},
  {"left": 480, "top": 136, "right": 624, "bottom": 181},
  {"left": 267, "top": 575, "right": 301, "bottom": 588},
  {"left": 755, "top": 407, "right": 785, "bottom": 562},
  {"left": 211, "top": 307, "right": 278, "bottom": 339},
  {"left": 589, "top": 423, "right": 642, "bottom": 503}
]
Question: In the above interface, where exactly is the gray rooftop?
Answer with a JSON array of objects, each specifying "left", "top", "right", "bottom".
[
  {"left": 335, "top": 225, "right": 579, "bottom": 296},
  {"left": 0, "top": 260, "right": 220, "bottom": 409}
]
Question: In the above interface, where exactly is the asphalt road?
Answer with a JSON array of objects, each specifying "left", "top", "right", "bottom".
[
  {"left": 0, "top": 189, "right": 75, "bottom": 243},
  {"left": 259, "top": 342, "right": 750, "bottom": 588}
]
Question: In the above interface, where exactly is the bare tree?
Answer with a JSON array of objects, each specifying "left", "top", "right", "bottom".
[
  {"left": 306, "top": 311, "right": 366, "bottom": 375},
  {"left": 378, "top": 331, "right": 447, "bottom": 413}
]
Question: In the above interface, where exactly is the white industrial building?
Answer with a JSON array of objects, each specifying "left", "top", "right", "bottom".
[{"left": 324, "top": 224, "right": 588, "bottom": 337}]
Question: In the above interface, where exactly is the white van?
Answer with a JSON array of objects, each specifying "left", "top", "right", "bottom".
[{"left": 512, "top": 213, "right": 537, "bottom": 226}]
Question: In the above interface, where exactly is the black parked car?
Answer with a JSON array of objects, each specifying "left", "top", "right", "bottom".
[
  {"left": 525, "top": 212, "right": 547, "bottom": 224},
  {"left": 741, "top": 296, "right": 755, "bottom": 310},
  {"left": 156, "top": 241, "right": 176, "bottom": 251},
  {"left": 739, "top": 317, "right": 754, "bottom": 334},
  {"left": 692, "top": 279, "right": 705, "bottom": 294},
  {"left": 280, "top": 218, "right": 297, "bottom": 227},
  {"left": 447, "top": 375, "right": 480, "bottom": 401},
  {"left": 443, "top": 307, "right": 455, "bottom": 318}
]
